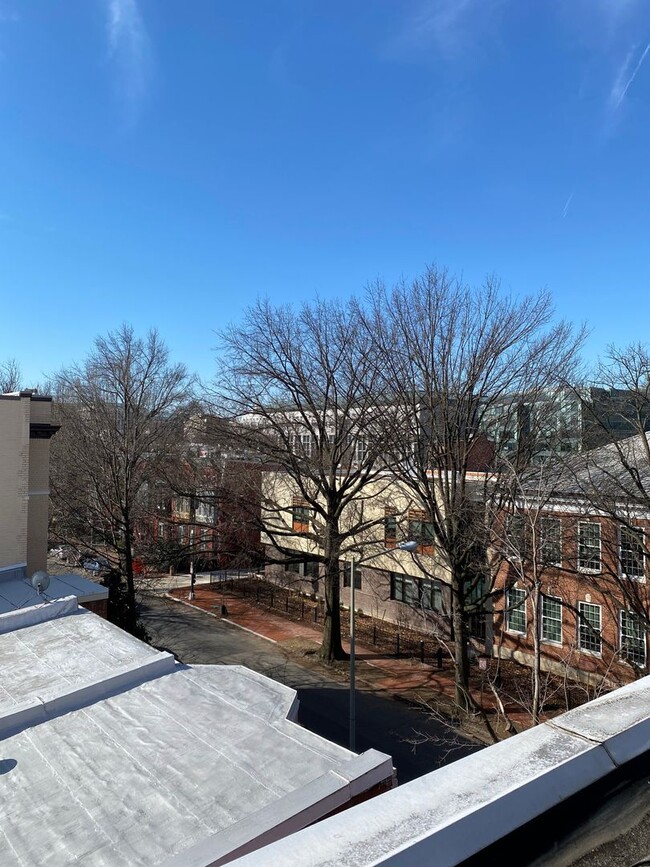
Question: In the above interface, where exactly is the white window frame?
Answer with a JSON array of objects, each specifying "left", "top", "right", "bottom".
[
  {"left": 541, "top": 595, "right": 563, "bottom": 645},
  {"left": 505, "top": 587, "right": 527, "bottom": 635},
  {"left": 620, "top": 609, "right": 647, "bottom": 667},
  {"left": 619, "top": 525, "right": 645, "bottom": 581},
  {"left": 578, "top": 522, "right": 601, "bottom": 573},
  {"left": 578, "top": 601, "right": 602, "bottom": 655},
  {"left": 300, "top": 433, "right": 313, "bottom": 457}
]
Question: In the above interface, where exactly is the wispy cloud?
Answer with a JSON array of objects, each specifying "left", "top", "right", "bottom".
[
  {"left": 403, "top": 0, "right": 475, "bottom": 56},
  {"left": 391, "top": 0, "right": 505, "bottom": 63},
  {"left": 105, "top": 0, "right": 151, "bottom": 123},
  {"left": 609, "top": 41, "right": 650, "bottom": 109},
  {"left": 561, "top": 192, "right": 574, "bottom": 219}
]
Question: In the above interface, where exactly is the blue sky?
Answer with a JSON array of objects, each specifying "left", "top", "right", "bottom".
[{"left": 1, "top": 0, "right": 650, "bottom": 386}]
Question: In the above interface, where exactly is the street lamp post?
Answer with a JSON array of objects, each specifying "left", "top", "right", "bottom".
[
  {"left": 348, "top": 540, "right": 418, "bottom": 752},
  {"left": 349, "top": 558, "right": 357, "bottom": 752}
]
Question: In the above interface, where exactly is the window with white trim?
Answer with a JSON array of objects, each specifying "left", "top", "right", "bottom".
[
  {"left": 506, "top": 587, "right": 527, "bottom": 634},
  {"left": 195, "top": 494, "right": 216, "bottom": 523},
  {"left": 620, "top": 525, "right": 645, "bottom": 579},
  {"left": 541, "top": 595, "right": 562, "bottom": 643},
  {"left": 620, "top": 609, "right": 646, "bottom": 667},
  {"left": 578, "top": 522, "right": 601, "bottom": 572},
  {"left": 540, "top": 517, "right": 561, "bottom": 567},
  {"left": 578, "top": 601, "right": 602, "bottom": 653}
]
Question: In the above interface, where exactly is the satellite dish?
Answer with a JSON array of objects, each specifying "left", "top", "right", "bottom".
[{"left": 31, "top": 571, "right": 50, "bottom": 594}]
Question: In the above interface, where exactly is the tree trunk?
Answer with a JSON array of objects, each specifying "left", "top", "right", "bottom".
[
  {"left": 451, "top": 576, "right": 472, "bottom": 712},
  {"left": 531, "top": 581, "right": 542, "bottom": 725},
  {"left": 320, "top": 521, "right": 346, "bottom": 662},
  {"left": 122, "top": 507, "right": 139, "bottom": 634}
]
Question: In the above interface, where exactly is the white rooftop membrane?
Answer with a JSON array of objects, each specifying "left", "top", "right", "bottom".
[
  {"left": 0, "top": 571, "right": 107, "bottom": 615},
  {"left": 0, "top": 602, "right": 392, "bottom": 866}
]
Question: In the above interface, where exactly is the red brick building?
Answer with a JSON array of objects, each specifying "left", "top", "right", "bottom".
[{"left": 492, "top": 439, "right": 650, "bottom": 686}]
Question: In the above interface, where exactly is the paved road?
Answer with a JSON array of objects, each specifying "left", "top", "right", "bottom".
[{"left": 140, "top": 593, "right": 481, "bottom": 783}]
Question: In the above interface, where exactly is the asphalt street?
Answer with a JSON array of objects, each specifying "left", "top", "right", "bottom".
[{"left": 140, "top": 593, "right": 481, "bottom": 783}]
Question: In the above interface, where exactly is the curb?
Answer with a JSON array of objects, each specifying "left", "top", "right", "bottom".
[
  {"left": 221, "top": 618, "right": 278, "bottom": 644},
  {"left": 163, "top": 592, "right": 279, "bottom": 644}
]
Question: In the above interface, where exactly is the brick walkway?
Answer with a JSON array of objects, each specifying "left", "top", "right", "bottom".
[{"left": 168, "top": 583, "right": 534, "bottom": 734}]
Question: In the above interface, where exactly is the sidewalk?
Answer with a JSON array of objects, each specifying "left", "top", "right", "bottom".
[{"left": 167, "top": 583, "right": 534, "bottom": 736}]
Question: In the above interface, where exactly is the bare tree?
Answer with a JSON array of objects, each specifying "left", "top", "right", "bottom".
[
  {"left": 490, "top": 458, "right": 573, "bottom": 724},
  {"left": 216, "top": 298, "right": 400, "bottom": 662},
  {"left": 363, "top": 266, "right": 583, "bottom": 712},
  {"left": 0, "top": 358, "right": 21, "bottom": 393},
  {"left": 50, "top": 326, "right": 194, "bottom": 634}
]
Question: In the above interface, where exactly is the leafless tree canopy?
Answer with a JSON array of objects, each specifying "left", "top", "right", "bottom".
[
  {"left": 216, "top": 297, "right": 399, "bottom": 661},
  {"left": 50, "top": 325, "right": 194, "bottom": 633},
  {"left": 359, "top": 267, "right": 584, "bottom": 709},
  {"left": 0, "top": 358, "right": 21, "bottom": 393}
]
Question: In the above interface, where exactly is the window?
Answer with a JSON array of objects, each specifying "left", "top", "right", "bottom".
[
  {"left": 506, "top": 514, "right": 527, "bottom": 559},
  {"left": 578, "top": 522, "right": 601, "bottom": 572},
  {"left": 384, "top": 510, "right": 397, "bottom": 549},
  {"left": 292, "top": 498, "right": 311, "bottom": 534},
  {"left": 157, "top": 521, "right": 165, "bottom": 540},
  {"left": 390, "top": 572, "right": 417, "bottom": 605},
  {"left": 540, "top": 517, "right": 561, "bottom": 567},
  {"left": 342, "top": 562, "right": 362, "bottom": 590},
  {"left": 300, "top": 433, "right": 313, "bottom": 457},
  {"left": 288, "top": 431, "right": 312, "bottom": 456},
  {"left": 541, "top": 595, "right": 562, "bottom": 643},
  {"left": 408, "top": 510, "right": 435, "bottom": 555},
  {"left": 620, "top": 610, "right": 646, "bottom": 667},
  {"left": 195, "top": 494, "right": 216, "bottom": 524},
  {"left": 354, "top": 438, "right": 368, "bottom": 464},
  {"left": 286, "top": 559, "right": 320, "bottom": 584},
  {"left": 178, "top": 524, "right": 186, "bottom": 544},
  {"left": 505, "top": 588, "right": 527, "bottom": 634},
  {"left": 620, "top": 525, "right": 645, "bottom": 579},
  {"left": 390, "top": 573, "right": 441, "bottom": 611},
  {"left": 420, "top": 578, "right": 442, "bottom": 612},
  {"left": 176, "top": 496, "right": 191, "bottom": 516},
  {"left": 578, "top": 601, "right": 602, "bottom": 654}
]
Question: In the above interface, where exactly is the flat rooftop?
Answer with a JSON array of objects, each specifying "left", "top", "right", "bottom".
[
  {"left": 0, "top": 600, "right": 392, "bottom": 866},
  {"left": 0, "top": 568, "right": 107, "bottom": 614}
]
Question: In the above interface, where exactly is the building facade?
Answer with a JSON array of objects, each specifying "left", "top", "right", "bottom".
[
  {"left": 0, "top": 390, "right": 59, "bottom": 580},
  {"left": 492, "top": 501, "right": 650, "bottom": 686}
]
